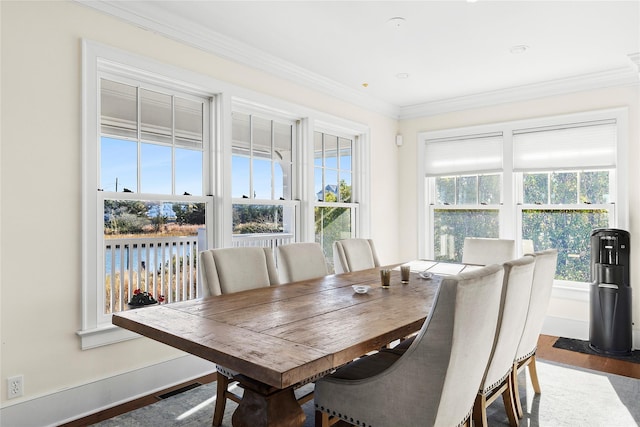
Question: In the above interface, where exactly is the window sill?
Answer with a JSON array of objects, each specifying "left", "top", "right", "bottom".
[
  {"left": 77, "top": 323, "right": 139, "bottom": 350},
  {"left": 551, "top": 280, "right": 589, "bottom": 302}
]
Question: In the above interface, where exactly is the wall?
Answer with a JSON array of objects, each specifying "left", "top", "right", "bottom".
[
  {"left": 397, "top": 85, "right": 640, "bottom": 343},
  {"left": 0, "top": 1, "right": 399, "bottom": 424}
]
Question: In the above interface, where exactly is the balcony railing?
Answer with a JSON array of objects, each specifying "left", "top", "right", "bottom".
[
  {"left": 104, "top": 236, "right": 199, "bottom": 314},
  {"left": 232, "top": 232, "right": 294, "bottom": 249},
  {"left": 104, "top": 232, "right": 294, "bottom": 313}
]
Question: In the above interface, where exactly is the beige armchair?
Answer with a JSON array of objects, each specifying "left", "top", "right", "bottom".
[
  {"left": 332, "top": 238, "right": 380, "bottom": 274},
  {"left": 462, "top": 237, "right": 516, "bottom": 265},
  {"left": 198, "top": 247, "right": 281, "bottom": 426},
  {"left": 276, "top": 242, "right": 328, "bottom": 283},
  {"left": 473, "top": 255, "right": 536, "bottom": 427},
  {"left": 512, "top": 249, "right": 558, "bottom": 418},
  {"left": 314, "top": 264, "right": 505, "bottom": 427}
]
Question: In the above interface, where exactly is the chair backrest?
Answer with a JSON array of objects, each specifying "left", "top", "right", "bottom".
[
  {"left": 515, "top": 249, "right": 559, "bottom": 362},
  {"left": 387, "top": 264, "right": 505, "bottom": 426},
  {"left": 480, "top": 256, "right": 535, "bottom": 393},
  {"left": 462, "top": 237, "right": 515, "bottom": 265},
  {"left": 276, "top": 242, "right": 329, "bottom": 283},
  {"left": 332, "top": 238, "right": 380, "bottom": 273},
  {"left": 199, "top": 247, "right": 279, "bottom": 297}
]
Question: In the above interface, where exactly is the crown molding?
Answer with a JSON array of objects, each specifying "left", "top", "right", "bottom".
[
  {"left": 74, "top": 0, "right": 400, "bottom": 118},
  {"left": 76, "top": 1, "right": 639, "bottom": 122},
  {"left": 399, "top": 65, "right": 639, "bottom": 120}
]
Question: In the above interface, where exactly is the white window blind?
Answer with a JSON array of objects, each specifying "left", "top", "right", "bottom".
[
  {"left": 513, "top": 120, "right": 617, "bottom": 172},
  {"left": 424, "top": 133, "right": 503, "bottom": 177}
]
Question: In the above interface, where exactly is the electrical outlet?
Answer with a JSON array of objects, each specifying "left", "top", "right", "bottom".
[{"left": 7, "top": 375, "right": 23, "bottom": 399}]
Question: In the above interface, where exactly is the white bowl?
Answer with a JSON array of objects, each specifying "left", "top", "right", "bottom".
[
  {"left": 352, "top": 285, "right": 371, "bottom": 294},
  {"left": 419, "top": 271, "right": 433, "bottom": 280}
]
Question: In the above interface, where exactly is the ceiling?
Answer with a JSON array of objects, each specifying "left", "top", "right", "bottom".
[{"left": 81, "top": 1, "right": 640, "bottom": 117}]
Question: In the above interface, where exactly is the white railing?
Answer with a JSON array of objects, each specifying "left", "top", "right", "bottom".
[
  {"left": 232, "top": 233, "right": 295, "bottom": 250},
  {"left": 104, "top": 236, "right": 199, "bottom": 313},
  {"left": 104, "top": 233, "right": 294, "bottom": 313}
]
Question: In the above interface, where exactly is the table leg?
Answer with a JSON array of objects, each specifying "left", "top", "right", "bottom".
[{"left": 231, "top": 376, "right": 305, "bottom": 427}]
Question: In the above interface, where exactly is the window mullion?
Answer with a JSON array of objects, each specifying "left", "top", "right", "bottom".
[
  {"left": 271, "top": 120, "right": 275, "bottom": 200},
  {"left": 136, "top": 86, "right": 142, "bottom": 193},
  {"left": 249, "top": 115, "right": 254, "bottom": 199}
]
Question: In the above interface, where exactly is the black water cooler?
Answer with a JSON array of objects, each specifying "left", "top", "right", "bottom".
[{"left": 589, "top": 228, "right": 632, "bottom": 355}]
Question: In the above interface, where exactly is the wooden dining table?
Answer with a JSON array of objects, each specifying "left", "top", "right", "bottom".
[{"left": 112, "top": 261, "right": 473, "bottom": 427}]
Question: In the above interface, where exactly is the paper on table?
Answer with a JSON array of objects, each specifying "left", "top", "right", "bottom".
[
  {"left": 394, "top": 260, "right": 438, "bottom": 272},
  {"left": 427, "top": 262, "right": 466, "bottom": 275},
  {"left": 461, "top": 264, "right": 484, "bottom": 272}
]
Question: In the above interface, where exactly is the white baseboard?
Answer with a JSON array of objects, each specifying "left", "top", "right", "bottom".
[
  {"left": 1, "top": 316, "right": 637, "bottom": 427},
  {"left": 542, "top": 315, "right": 640, "bottom": 350},
  {"left": 0, "top": 354, "right": 216, "bottom": 427}
]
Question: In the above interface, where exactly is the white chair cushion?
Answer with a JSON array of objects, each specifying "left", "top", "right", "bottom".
[{"left": 276, "top": 242, "right": 328, "bottom": 283}]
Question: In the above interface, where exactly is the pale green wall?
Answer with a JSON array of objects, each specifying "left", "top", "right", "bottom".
[{"left": 0, "top": 0, "right": 399, "bottom": 404}]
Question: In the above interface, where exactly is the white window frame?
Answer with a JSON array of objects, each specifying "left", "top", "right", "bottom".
[
  {"left": 79, "top": 41, "right": 218, "bottom": 348},
  {"left": 418, "top": 108, "right": 628, "bottom": 285},
  {"left": 80, "top": 41, "right": 371, "bottom": 349},
  {"left": 307, "top": 121, "right": 370, "bottom": 246}
]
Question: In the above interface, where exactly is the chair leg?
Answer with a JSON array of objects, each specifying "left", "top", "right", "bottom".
[
  {"left": 472, "top": 393, "right": 488, "bottom": 427},
  {"left": 315, "top": 410, "right": 346, "bottom": 427},
  {"left": 528, "top": 354, "right": 541, "bottom": 394},
  {"left": 512, "top": 361, "right": 524, "bottom": 419},
  {"left": 502, "top": 371, "right": 520, "bottom": 427},
  {"left": 212, "top": 372, "right": 229, "bottom": 427}
]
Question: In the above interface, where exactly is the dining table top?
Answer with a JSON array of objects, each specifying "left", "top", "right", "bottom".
[{"left": 112, "top": 261, "right": 478, "bottom": 390}]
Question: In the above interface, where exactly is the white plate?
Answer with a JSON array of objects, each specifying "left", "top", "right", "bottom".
[
  {"left": 418, "top": 271, "right": 433, "bottom": 280},
  {"left": 352, "top": 285, "right": 371, "bottom": 294}
]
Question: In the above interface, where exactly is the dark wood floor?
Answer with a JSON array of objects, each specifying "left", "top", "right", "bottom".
[{"left": 61, "top": 335, "right": 640, "bottom": 427}]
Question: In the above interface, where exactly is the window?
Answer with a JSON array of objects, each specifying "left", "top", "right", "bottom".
[
  {"left": 82, "top": 42, "right": 370, "bottom": 348},
  {"left": 432, "top": 174, "right": 502, "bottom": 261},
  {"left": 425, "top": 133, "right": 504, "bottom": 262},
  {"left": 420, "top": 110, "right": 627, "bottom": 285},
  {"left": 82, "top": 42, "right": 215, "bottom": 347},
  {"left": 99, "top": 78, "right": 212, "bottom": 316},
  {"left": 514, "top": 120, "right": 618, "bottom": 283},
  {"left": 231, "top": 111, "right": 298, "bottom": 249},
  {"left": 314, "top": 130, "right": 358, "bottom": 270}
]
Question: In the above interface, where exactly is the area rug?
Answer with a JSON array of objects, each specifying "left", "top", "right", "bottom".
[
  {"left": 553, "top": 337, "right": 640, "bottom": 364},
  {"left": 90, "top": 360, "right": 640, "bottom": 427}
]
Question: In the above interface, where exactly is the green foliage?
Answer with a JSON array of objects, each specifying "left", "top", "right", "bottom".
[
  {"left": 104, "top": 200, "right": 150, "bottom": 234},
  {"left": 522, "top": 209, "right": 609, "bottom": 282},
  {"left": 173, "top": 203, "right": 206, "bottom": 225},
  {"left": 433, "top": 209, "right": 499, "bottom": 262},
  {"left": 314, "top": 180, "right": 354, "bottom": 270},
  {"left": 233, "top": 204, "right": 283, "bottom": 234}
]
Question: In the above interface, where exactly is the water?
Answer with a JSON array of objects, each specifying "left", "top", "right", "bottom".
[{"left": 104, "top": 241, "right": 197, "bottom": 274}]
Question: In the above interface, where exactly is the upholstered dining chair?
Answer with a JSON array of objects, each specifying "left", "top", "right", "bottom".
[
  {"left": 314, "top": 264, "right": 505, "bottom": 427},
  {"left": 333, "top": 238, "right": 380, "bottom": 274},
  {"left": 473, "top": 255, "right": 536, "bottom": 427},
  {"left": 198, "top": 247, "right": 284, "bottom": 426},
  {"left": 276, "top": 242, "right": 329, "bottom": 283},
  {"left": 512, "top": 249, "right": 558, "bottom": 418},
  {"left": 199, "top": 246, "right": 279, "bottom": 297},
  {"left": 462, "top": 237, "right": 516, "bottom": 266}
]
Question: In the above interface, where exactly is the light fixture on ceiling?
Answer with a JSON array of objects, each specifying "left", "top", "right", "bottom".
[
  {"left": 510, "top": 45, "right": 529, "bottom": 54},
  {"left": 396, "top": 73, "right": 410, "bottom": 79},
  {"left": 362, "top": 82, "right": 369, "bottom": 88},
  {"left": 386, "top": 17, "right": 406, "bottom": 29}
]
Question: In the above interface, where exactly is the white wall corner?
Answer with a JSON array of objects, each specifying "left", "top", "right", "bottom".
[{"left": 0, "top": 355, "right": 216, "bottom": 427}]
